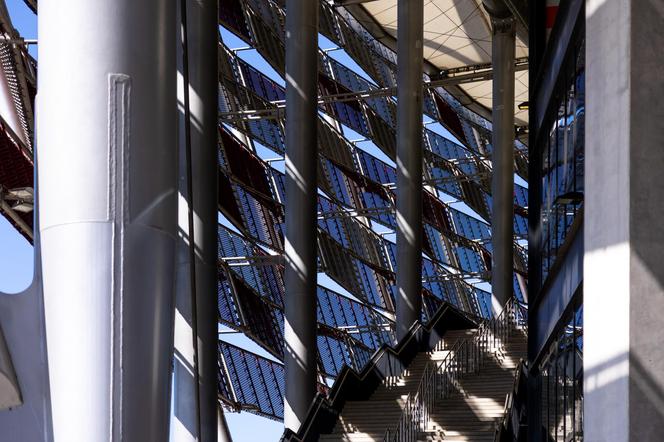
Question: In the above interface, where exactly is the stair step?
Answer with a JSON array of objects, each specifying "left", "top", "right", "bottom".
[
  {"left": 320, "top": 435, "right": 386, "bottom": 442},
  {"left": 419, "top": 430, "right": 495, "bottom": 442},
  {"left": 421, "top": 435, "right": 495, "bottom": 440},
  {"left": 328, "top": 327, "right": 526, "bottom": 442},
  {"left": 430, "top": 407, "right": 506, "bottom": 413},
  {"left": 424, "top": 429, "right": 496, "bottom": 436},
  {"left": 427, "top": 423, "right": 498, "bottom": 431}
]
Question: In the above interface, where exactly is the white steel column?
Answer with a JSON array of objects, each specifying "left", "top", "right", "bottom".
[
  {"left": 283, "top": 0, "right": 319, "bottom": 432},
  {"left": 38, "top": 0, "right": 177, "bottom": 440},
  {"left": 395, "top": 0, "right": 424, "bottom": 342}
]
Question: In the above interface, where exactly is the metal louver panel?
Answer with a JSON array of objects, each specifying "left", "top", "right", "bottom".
[{"left": 219, "top": 341, "right": 285, "bottom": 420}]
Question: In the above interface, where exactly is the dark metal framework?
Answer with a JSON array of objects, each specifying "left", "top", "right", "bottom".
[
  {"left": 0, "top": 0, "right": 534, "bottom": 424},
  {"left": 535, "top": 299, "right": 583, "bottom": 441},
  {"left": 0, "top": 7, "right": 36, "bottom": 242},
  {"left": 527, "top": 1, "right": 585, "bottom": 440},
  {"left": 216, "top": 0, "right": 529, "bottom": 422}
]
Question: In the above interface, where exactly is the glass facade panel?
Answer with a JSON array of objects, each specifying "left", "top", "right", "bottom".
[
  {"left": 536, "top": 303, "right": 583, "bottom": 441},
  {"left": 540, "top": 44, "right": 585, "bottom": 280}
]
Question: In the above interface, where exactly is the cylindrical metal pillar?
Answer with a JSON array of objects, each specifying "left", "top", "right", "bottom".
[
  {"left": 396, "top": 0, "right": 423, "bottom": 341},
  {"left": 172, "top": 0, "right": 219, "bottom": 441},
  {"left": 38, "top": 1, "right": 176, "bottom": 440},
  {"left": 283, "top": 0, "right": 319, "bottom": 432},
  {"left": 490, "top": 16, "right": 516, "bottom": 310},
  {"left": 189, "top": 0, "right": 219, "bottom": 437}
]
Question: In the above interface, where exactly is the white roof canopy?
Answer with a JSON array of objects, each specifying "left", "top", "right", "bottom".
[{"left": 348, "top": 0, "right": 529, "bottom": 126}]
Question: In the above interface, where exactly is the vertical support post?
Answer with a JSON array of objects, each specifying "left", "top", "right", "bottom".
[
  {"left": 187, "top": 0, "right": 219, "bottom": 438},
  {"left": 395, "top": 0, "right": 423, "bottom": 342},
  {"left": 38, "top": 0, "right": 176, "bottom": 440},
  {"left": 217, "top": 405, "right": 233, "bottom": 442},
  {"left": 585, "top": 1, "right": 664, "bottom": 440},
  {"left": 490, "top": 15, "right": 515, "bottom": 311},
  {"left": 284, "top": 0, "right": 319, "bottom": 432},
  {"left": 172, "top": 0, "right": 219, "bottom": 441},
  {"left": 526, "top": 1, "right": 544, "bottom": 439}
]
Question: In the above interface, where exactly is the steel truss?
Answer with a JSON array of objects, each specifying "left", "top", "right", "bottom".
[{"left": 219, "top": 58, "right": 528, "bottom": 122}]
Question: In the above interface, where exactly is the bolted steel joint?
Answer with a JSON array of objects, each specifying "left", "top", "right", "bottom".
[{"left": 492, "top": 16, "right": 516, "bottom": 36}]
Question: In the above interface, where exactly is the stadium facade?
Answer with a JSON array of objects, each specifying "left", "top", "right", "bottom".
[{"left": 0, "top": 0, "right": 661, "bottom": 441}]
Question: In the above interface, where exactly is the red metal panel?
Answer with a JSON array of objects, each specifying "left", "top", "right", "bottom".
[
  {"left": 433, "top": 93, "right": 468, "bottom": 147},
  {"left": 0, "top": 122, "right": 33, "bottom": 242}
]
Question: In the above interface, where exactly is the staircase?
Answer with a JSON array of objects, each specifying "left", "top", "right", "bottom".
[
  {"left": 315, "top": 298, "right": 527, "bottom": 442},
  {"left": 320, "top": 330, "right": 474, "bottom": 442},
  {"left": 422, "top": 332, "right": 527, "bottom": 441}
]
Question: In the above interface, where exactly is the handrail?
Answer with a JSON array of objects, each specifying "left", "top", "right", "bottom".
[
  {"left": 385, "top": 296, "right": 527, "bottom": 442},
  {"left": 494, "top": 359, "right": 526, "bottom": 442},
  {"left": 280, "top": 301, "right": 477, "bottom": 442}
]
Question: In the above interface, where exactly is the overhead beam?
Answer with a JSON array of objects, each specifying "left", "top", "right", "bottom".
[
  {"left": 339, "top": 1, "right": 495, "bottom": 123},
  {"left": 0, "top": 198, "right": 32, "bottom": 240},
  {"left": 218, "top": 58, "right": 528, "bottom": 122},
  {"left": 503, "top": 0, "right": 529, "bottom": 33}
]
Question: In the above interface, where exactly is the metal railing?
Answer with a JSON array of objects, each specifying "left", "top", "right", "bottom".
[
  {"left": 494, "top": 359, "right": 527, "bottom": 442},
  {"left": 384, "top": 296, "right": 527, "bottom": 442}
]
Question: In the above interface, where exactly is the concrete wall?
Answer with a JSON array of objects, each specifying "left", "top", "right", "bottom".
[{"left": 585, "top": 1, "right": 664, "bottom": 439}]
